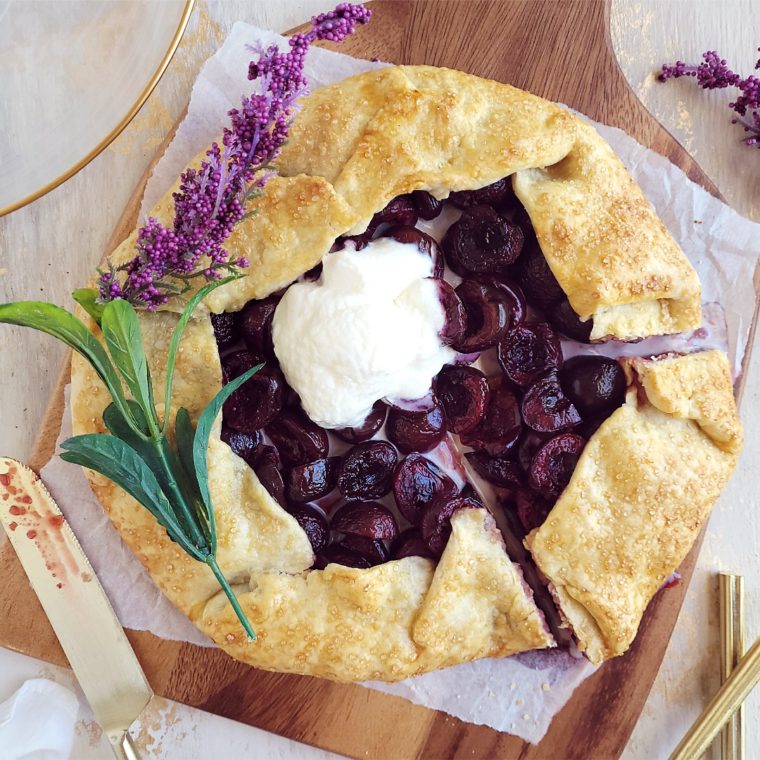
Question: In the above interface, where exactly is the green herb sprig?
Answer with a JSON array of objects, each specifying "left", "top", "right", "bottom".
[{"left": 0, "top": 279, "right": 259, "bottom": 639}]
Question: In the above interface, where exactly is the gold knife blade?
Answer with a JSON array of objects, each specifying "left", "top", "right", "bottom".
[{"left": 0, "top": 457, "right": 152, "bottom": 759}]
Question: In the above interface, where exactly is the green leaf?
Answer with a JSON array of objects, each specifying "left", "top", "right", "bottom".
[
  {"left": 72, "top": 288, "right": 104, "bottom": 325},
  {"left": 173, "top": 408, "right": 211, "bottom": 539},
  {"left": 192, "top": 363, "right": 263, "bottom": 551},
  {"left": 162, "top": 275, "right": 240, "bottom": 433},
  {"left": 59, "top": 433, "right": 203, "bottom": 560},
  {"left": 100, "top": 300, "right": 158, "bottom": 431},
  {"left": 0, "top": 301, "right": 136, "bottom": 429}
]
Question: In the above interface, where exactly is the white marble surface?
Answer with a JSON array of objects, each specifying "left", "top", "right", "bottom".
[{"left": 0, "top": 1, "right": 758, "bottom": 758}]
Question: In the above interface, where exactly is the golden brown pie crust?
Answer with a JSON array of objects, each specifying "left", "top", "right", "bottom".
[{"left": 71, "top": 66, "right": 739, "bottom": 680}]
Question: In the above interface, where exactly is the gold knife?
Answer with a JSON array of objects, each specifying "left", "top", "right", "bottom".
[{"left": 0, "top": 456, "right": 152, "bottom": 760}]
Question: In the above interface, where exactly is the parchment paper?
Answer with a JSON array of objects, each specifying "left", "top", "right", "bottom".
[{"left": 41, "top": 22, "right": 760, "bottom": 744}]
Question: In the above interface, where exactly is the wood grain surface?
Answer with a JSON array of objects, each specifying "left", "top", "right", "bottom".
[{"left": 0, "top": 2, "right": 743, "bottom": 758}]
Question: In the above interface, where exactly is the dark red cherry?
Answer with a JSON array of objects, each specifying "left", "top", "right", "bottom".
[
  {"left": 521, "top": 373, "right": 582, "bottom": 433},
  {"left": 459, "top": 381, "right": 522, "bottom": 456},
  {"left": 448, "top": 177, "right": 516, "bottom": 210},
  {"left": 391, "top": 529, "right": 435, "bottom": 560},
  {"left": 452, "top": 279, "right": 512, "bottom": 352},
  {"left": 517, "top": 241, "right": 565, "bottom": 310},
  {"left": 560, "top": 356, "right": 626, "bottom": 418},
  {"left": 210, "top": 312, "right": 238, "bottom": 349},
  {"left": 381, "top": 225, "right": 444, "bottom": 278},
  {"left": 517, "top": 431, "right": 549, "bottom": 473},
  {"left": 371, "top": 194, "right": 418, "bottom": 228},
  {"left": 441, "top": 205, "right": 524, "bottom": 276},
  {"left": 514, "top": 489, "right": 552, "bottom": 534},
  {"left": 465, "top": 451, "right": 523, "bottom": 488},
  {"left": 420, "top": 496, "right": 481, "bottom": 557},
  {"left": 222, "top": 351, "right": 283, "bottom": 433},
  {"left": 487, "top": 277, "right": 527, "bottom": 328},
  {"left": 303, "top": 262, "right": 323, "bottom": 281},
  {"left": 497, "top": 322, "right": 563, "bottom": 387},
  {"left": 331, "top": 501, "right": 399, "bottom": 540},
  {"left": 550, "top": 298, "right": 592, "bottom": 342},
  {"left": 288, "top": 505, "right": 329, "bottom": 553},
  {"left": 220, "top": 426, "right": 262, "bottom": 466},
  {"left": 337, "top": 441, "right": 398, "bottom": 499},
  {"left": 339, "top": 534, "right": 390, "bottom": 566},
  {"left": 392, "top": 453, "right": 459, "bottom": 523},
  {"left": 315, "top": 545, "right": 372, "bottom": 570},
  {"left": 434, "top": 279, "right": 467, "bottom": 347},
  {"left": 334, "top": 401, "right": 388, "bottom": 444},
  {"left": 436, "top": 365, "right": 490, "bottom": 434},
  {"left": 266, "top": 409, "right": 329, "bottom": 466},
  {"left": 386, "top": 405, "right": 446, "bottom": 454},
  {"left": 529, "top": 433, "right": 586, "bottom": 499},
  {"left": 239, "top": 295, "right": 280, "bottom": 355},
  {"left": 255, "top": 461, "right": 285, "bottom": 504},
  {"left": 411, "top": 190, "right": 443, "bottom": 220},
  {"left": 286, "top": 457, "right": 338, "bottom": 503}
]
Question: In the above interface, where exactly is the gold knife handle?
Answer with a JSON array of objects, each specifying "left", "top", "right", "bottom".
[{"left": 109, "top": 731, "right": 140, "bottom": 760}]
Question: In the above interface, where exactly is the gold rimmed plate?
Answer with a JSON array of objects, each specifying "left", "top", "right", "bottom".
[{"left": 0, "top": 0, "right": 194, "bottom": 217}]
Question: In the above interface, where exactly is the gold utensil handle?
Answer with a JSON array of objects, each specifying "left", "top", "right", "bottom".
[
  {"left": 109, "top": 731, "right": 140, "bottom": 760},
  {"left": 719, "top": 573, "right": 745, "bottom": 760},
  {"left": 670, "top": 635, "right": 760, "bottom": 760}
]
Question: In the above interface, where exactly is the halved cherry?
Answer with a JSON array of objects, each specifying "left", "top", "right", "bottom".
[
  {"left": 337, "top": 441, "right": 398, "bottom": 499},
  {"left": 331, "top": 501, "right": 399, "bottom": 540},
  {"left": 390, "top": 529, "right": 435, "bottom": 560},
  {"left": 334, "top": 401, "right": 388, "bottom": 444},
  {"left": 559, "top": 356, "right": 626, "bottom": 418},
  {"left": 517, "top": 430, "right": 549, "bottom": 473},
  {"left": 529, "top": 433, "right": 586, "bottom": 499},
  {"left": 222, "top": 351, "right": 283, "bottom": 432},
  {"left": 411, "top": 190, "right": 443, "bottom": 220},
  {"left": 517, "top": 241, "right": 565, "bottom": 310},
  {"left": 220, "top": 426, "right": 262, "bottom": 466},
  {"left": 392, "top": 453, "right": 459, "bottom": 523},
  {"left": 255, "top": 461, "right": 286, "bottom": 505},
  {"left": 386, "top": 405, "right": 446, "bottom": 454},
  {"left": 497, "top": 322, "right": 563, "bottom": 388},
  {"left": 210, "top": 313, "right": 238, "bottom": 349},
  {"left": 288, "top": 505, "right": 329, "bottom": 553},
  {"left": 339, "top": 534, "right": 390, "bottom": 566},
  {"left": 239, "top": 294, "right": 280, "bottom": 355},
  {"left": 464, "top": 451, "right": 523, "bottom": 488},
  {"left": 487, "top": 277, "right": 527, "bottom": 328},
  {"left": 434, "top": 279, "right": 467, "bottom": 347},
  {"left": 550, "top": 298, "right": 592, "bottom": 342},
  {"left": 448, "top": 177, "right": 516, "bottom": 210},
  {"left": 436, "top": 365, "right": 490, "bottom": 434},
  {"left": 419, "top": 496, "right": 481, "bottom": 557},
  {"left": 381, "top": 225, "right": 444, "bottom": 278},
  {"left": 452, "top": 279, "right": 512, "bottom": 352},
  {"left": 514, "top": 489, "right": 552, "bottom": 534},
  {"left": 459, "top": 380, "right": 522, "bottom": 456},
  {"left": 315, "top": 545, "right": 372, "bottom": 569},
  {"left": 441, "top": 205, "right": 524, "bottom": 276},
  {"left": 371, "top": 194, "right": 418, "bottom": 228},
  {"left": 521, "top": 373, "right": 582, "bottom": 433},
  {"left": 266, "top": 409, "right": 329, "bottom": 466},
  {"left": 286, "top": 457, "right": 339, "bottom": 503}
]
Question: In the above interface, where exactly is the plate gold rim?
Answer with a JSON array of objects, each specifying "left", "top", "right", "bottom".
[{"left": 0, "top": 0, "right": 196, "bottom": 218}]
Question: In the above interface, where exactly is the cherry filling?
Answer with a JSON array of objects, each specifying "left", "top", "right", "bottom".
[{"left": 211, "top": 179, "right": 632, "bottom": 576}]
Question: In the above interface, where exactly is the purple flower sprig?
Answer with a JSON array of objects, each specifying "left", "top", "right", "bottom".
[
  {"left": 98, "top": 3, "right": 371, "bottom": 311},
  {"left": 659, "top": 48, "right": 760, "bottom": 149}
]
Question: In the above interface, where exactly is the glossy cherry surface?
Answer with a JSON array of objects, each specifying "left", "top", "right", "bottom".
[
  {"left": 210, "top": 312, "right": 238, "bottom": 349},
  {"left": 266, "top": 409, "right": 329, "bottom": 466},
  {"left": 436, "top": 364, "right": 490, "bottom": 434},
  {"left": 452, "top": 279, "right": 513, "bottom": 352},
  {"left": 560, "top": 356, "right": 626, "bottom": 418},
  {"left": 390, "top": 529, "right": 435, "bottom": 560},
  {"left": 333, "top": 401, "right": 388, "bottom": 444},
  {"left": 331, "top": 501, "right": 399, "bottom": 540},
  {"left": 222, "top": 351, "right": 283, "bottom": 432},
  {"left": 517, "top": 240, "right": 565, "bottom": 309},
  {"left": 435, "top": 279, "right": 467, "bottom": 347},
  {"left": 411, "top": 190, "right": 443, "bottom": 220},
  {"left": 465, "top": 450, "right": 523, "bottom": 488},
  {"left": 337, "top": 441, "right": 398, "bottom": 499},
  {"left": 529, "top": 432, "right": 586, "bottom": 498},
  {"left": 339, "top": 534, "right": 390, "bottom": 565},
  {"left": 392, "top": 453, "right": 459, "bottom": 523},
  {"left": 288, "top": 505, "right": 329, "bottom": 553},
  {"left": 386, "top": 405, "right": 446, "bottom": 454},
  {"left": 220, "top": 426, "right": 262, "bottom": 466},
  {"left": 497, "top": 322, "right": 563, "bottom": 387},
  {"left": 286, "top": 457, "right": 338, "bottom": 503},
  {"left": 239, "top": 294, "right": 280, "bottom": 355},
  {"left": 419, "top": 496, "right": 481, "bottom": 557},
  {"left": 521, "top": 373, "right": 582, "bottom": 433},
  {"left": 550, "top": 298, "right": 592, "bottom": 342},
  {"left": 315, "top": 545, "right": 372, "bottom": 569},
  {"left": 459, "top": 381, "right": 522, "bottom": 455},
  {"left": 514, "top": 489, "right": 552, "bottom": 534},
  {"left": 448, "top": 177, "right": 515, "bottom": 209}
]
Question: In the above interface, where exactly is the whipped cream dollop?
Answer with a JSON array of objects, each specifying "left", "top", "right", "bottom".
[{"left": 272, "top": 237, "right": 454, "bottom": 428}]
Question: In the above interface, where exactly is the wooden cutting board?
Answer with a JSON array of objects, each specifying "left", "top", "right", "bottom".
[{"left": 1, "top": 2, "right": 753, "bottom": 758}]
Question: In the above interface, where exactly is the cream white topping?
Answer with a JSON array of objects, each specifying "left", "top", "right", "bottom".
[{"left": 272, "top": 237, "right": 454, "bottom": 428}]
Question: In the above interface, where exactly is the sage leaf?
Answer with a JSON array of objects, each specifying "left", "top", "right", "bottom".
[
  {"left": 59, "top": 433, "right": 203, "bottom": 560},
  {"left": 101, "top": 300, "right": 157, "bottom": 430},
  {"left": 192, "top": 363, "right": 263, "bottom": 551},
  {"left": 0, "top": 301, "right": 136, "bottom": 429},
  {"left": 72, "top": 288, "right": 104, "bottom": 325},
  {"left": 162, "top": 275, "right": 240, "bottom": 433}
]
